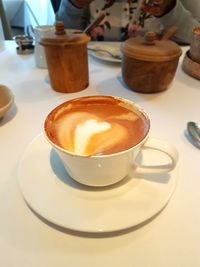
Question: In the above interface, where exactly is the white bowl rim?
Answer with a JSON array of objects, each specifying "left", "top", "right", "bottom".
[{"left": 0, "top": 85, "right": 14, "bottom": 116}]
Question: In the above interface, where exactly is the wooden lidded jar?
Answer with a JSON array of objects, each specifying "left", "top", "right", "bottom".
[
  {"left": 40, "top": 21, "right": 90, "bottom": 93},
  {"left": 121, "top": 32, "right": 182, "bottom": 93}
]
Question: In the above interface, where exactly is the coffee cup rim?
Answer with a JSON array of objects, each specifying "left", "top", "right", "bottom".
[
  {"left": 44, "top": 95, "right": 151, "bottom": 158},
  {"left": 44, "top": 132, "right": 150, "bottom": 158}
]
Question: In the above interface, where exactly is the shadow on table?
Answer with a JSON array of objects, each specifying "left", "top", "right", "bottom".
[{"left": 95, "top": 75, "right": 164, "bottom": 104}]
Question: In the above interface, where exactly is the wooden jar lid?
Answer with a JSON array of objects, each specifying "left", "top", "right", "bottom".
[
  {"left": 40, "top": 21, "right": 90, "bottom": 47},
  {"left": 121, "top": 32, "right": 182, "bottom": 62}
]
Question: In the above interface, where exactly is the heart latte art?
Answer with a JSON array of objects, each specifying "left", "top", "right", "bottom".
[
  {"left": 54, "top": 112, "right": 129, "bottom": 156},
  {"left": 45, "top": 96, "right": 150, "bottom": 156}
]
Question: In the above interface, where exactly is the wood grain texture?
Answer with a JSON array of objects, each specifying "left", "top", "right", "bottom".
[
  {"left": 122, "top": 55, "right": 179, "bottom": 93},
  {"left": 45, "top": 43, "right": 89, "bottom": 93}
]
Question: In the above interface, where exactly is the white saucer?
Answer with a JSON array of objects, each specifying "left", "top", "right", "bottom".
[
  {"left": 18, "top": 134, "right": 178, "bottom": 233},
  {"left": 88, "top": 42, "right": 122, "bottom": 63}
]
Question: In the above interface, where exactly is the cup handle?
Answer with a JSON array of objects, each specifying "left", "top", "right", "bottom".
[
  {"left": 135, "top": 137, "right": 178, "bottom": 174},
  {"left": 26, "top": 25, "right": 35, "bottom": 38}
]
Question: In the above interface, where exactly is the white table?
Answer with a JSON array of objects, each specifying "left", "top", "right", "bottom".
[{"left": 0, "top": 41, "right": 200, "bottom": 267}]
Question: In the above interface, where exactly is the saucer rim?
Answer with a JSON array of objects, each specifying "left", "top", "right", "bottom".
[
  {"left": 18, "top": 134, "right": 178, "bottom": 233},
  {"left": 88, "top": 42, "right": 122, "bottom": 63}
]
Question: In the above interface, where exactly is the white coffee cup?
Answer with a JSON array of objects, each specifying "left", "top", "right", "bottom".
[
  {"left": 33, "top": 25, "right": 54, "bottom": 68},
  {"left": 44, "top": 96, "right": 178, "bottom": 187}
]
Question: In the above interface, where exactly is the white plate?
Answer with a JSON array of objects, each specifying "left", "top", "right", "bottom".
[
  {"left": 88, "top": 42, "right": 122, "bottom": 63},
  {"left": 18, "top": 134, "right": 178, "bottom": 233}
]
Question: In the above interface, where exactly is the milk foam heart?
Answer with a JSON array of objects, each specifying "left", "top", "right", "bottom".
[
  {"left": 56, "top": 111, "right": 97, "bottom": 152},
  {"left": 55, "top": 112, "right": 129, "bottom": 156},
  {"left": 45, "top": 96, "right": 150, "bottom": 156},
  {"left": 74, "top": 119, "right": 111, "bottom": 155}
]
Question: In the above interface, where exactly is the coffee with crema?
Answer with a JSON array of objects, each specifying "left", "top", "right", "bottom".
[{"left": 45, "top": 96, "right": 150, "bottom": 156}]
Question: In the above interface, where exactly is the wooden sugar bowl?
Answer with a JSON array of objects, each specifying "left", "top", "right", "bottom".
[
  {"left": 121, "top": 32, "right": 182, "bottom": 93},
  {"left": 182, "top": 26, "right": 200, "bottom": 80},
  {"left": 40, "top": 21, "right": 90, "bottom": 93}
]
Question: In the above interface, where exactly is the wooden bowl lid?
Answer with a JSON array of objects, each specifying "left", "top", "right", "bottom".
[
  {"left": 40, "top": 21, "right": 90, "bottom": 47},
  {"left": 121, "top": 32, "right": 182, "bottom": 62}
]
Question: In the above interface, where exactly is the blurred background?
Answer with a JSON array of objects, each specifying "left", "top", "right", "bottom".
[{"left": 0, "top": 0, "right": 61, "bottom": 39}]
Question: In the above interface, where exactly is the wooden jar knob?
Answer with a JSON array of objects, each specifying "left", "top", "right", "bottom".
[
  {"left": 55, "top": 21, "right": 65, "bottom": 35},
  {"left": 145, "top": 32, "right": 156, "bottom": 45}
]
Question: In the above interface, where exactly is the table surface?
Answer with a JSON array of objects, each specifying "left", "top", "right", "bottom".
[{"left": 0, "top": 41, "right": 200, "bottom": 267}]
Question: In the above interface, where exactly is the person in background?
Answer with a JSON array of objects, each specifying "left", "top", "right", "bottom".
[{"left": 56, "top": 0, "right": 200, "bottom": 44}]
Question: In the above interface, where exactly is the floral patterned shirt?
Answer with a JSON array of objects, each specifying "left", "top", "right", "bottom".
[
  {"left": 56, "top": 0, "right": 200, "bottom": 44},
  {"left": 89, "top": 0, "right": 159, "bottom": 41}
]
